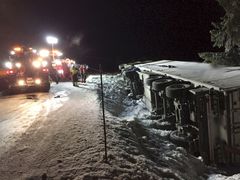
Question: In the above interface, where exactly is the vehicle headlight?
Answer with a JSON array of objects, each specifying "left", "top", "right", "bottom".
[
  {"left": 35, "top": 78, "right": 41, "bottom": 85},
  {"left": 15, "top": 62, "right": 21, "bottom": 68},
  {"left": 5, "top": 62, "right": 12, "bottom": 69},
  {"left": 57, "top": 69, "right": 64, "bottom": 74},
  {"left": 32, "top": 61, "right": 41, "bottom": 68},
  {"left": 18, "top": 79, "right": 25, "bottom": 86}
]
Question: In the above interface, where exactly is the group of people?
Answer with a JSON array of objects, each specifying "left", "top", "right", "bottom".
[{"left": 70, "top": 64, "right": 88, "bottom": 86}]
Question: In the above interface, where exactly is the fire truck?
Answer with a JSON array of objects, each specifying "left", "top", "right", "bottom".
[{"left": 3, "top": 47, "right": 50, "bottom": 93}]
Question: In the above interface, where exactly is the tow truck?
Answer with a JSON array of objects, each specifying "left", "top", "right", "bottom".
[{"left": 3, "top": 47, "right": 50, "bottom": 93}]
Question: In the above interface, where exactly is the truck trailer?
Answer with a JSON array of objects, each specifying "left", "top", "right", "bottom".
[{"left": 121, "top": 60, "right": 240, "bottom": 165}]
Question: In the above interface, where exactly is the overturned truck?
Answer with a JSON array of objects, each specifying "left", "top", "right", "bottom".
[{"left": 120, "top": 60, "right": 240, "bottom": 165}]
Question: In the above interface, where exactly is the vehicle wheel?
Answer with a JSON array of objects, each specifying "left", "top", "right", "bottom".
[
  {"left": 124, "top": 70, "right": 138, "bottom": 81},
  {"left": 169, "top": 130, "right": 190, "bottom": 148},
  {"left": 145, "top": 76, "right": 163, "bottom": 86},
  {"left": 165, "top": 83, "right": 192, "bottom": 99},
  {"left": 152, "top": 78, "right": 174, "bottom": 91},
  {"left": 132, "top": 81, "right": 143, "bottom": 97}
]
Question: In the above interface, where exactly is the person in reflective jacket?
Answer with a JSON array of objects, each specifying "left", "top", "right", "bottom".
[{"left": 70, "top": 65, "right": 79, "bottom": 86}]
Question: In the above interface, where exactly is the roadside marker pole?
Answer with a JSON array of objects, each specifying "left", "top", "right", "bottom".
[{"left": 99, "top": 64, "right": 108, "bottom": 162}]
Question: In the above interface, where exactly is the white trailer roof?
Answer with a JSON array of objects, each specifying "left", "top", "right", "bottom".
[{"left": 135, "top": 60, "right": 240, "bottom": 91}]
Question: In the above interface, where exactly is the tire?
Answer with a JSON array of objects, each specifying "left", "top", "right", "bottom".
[
  {"left": 165, "top": 83, "right": 192, "bottom": 99},
  {"left": 145, "top": 76, "right": 163, "bottom": 86},
  {"left": 152, "top": 78, "right": 174, "bottom": 91},
  {"left": 132, "top": 81, "right": 143, "bottom": 96},
  {"left": 124, "top": 70, "right": 138, "bottom": 81},
  {"left": 169, "top": 130, "right": 190, "bottom": 148}
]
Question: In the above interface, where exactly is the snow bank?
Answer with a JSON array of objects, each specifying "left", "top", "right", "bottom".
[
  {"left": 208, "top": 174, "right": 240, "bottom": 180},
  {"left": 92, "top": 74, "right": 216, "bottom": 179}
]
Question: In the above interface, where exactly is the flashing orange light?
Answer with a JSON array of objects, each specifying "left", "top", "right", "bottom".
[{"left": 13, "top": 47, "right": 22, "bottom": 52}]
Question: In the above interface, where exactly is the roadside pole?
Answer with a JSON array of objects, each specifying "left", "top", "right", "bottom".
[{"left": 99, "top": 64, "right": 108, "bottom": 162}]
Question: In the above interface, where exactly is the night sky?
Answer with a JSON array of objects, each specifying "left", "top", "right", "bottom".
[{"left": 0, "top": 0, "right": 224, "bottom": 71}]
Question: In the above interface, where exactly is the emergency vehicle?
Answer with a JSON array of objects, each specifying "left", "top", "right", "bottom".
[{"left": 3, "top": 47, "right": 50, "bottom": 93}]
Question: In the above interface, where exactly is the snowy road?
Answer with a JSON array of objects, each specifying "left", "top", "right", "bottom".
[
  {"left": 0, "top": 87, "right": 69, "bottom": 156},
  {"left": 0, "top": 82, "right": 105, "bottom": 179}
]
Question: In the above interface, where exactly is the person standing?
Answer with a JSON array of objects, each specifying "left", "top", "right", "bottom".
[
  {"left": 70, "top": 65, "right": 79, "bottom": 86},
  {"left": 79, "top": 64, "right": 88, "bottom": 83}
]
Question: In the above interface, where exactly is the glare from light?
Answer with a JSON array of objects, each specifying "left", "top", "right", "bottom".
[
  {"left": 38, "top": 57, "right": 43, "bottom": 61},
  {"left": 10, "top": 51, "right": 15, "bottom": 55},
  {"left": 35, "top": 78, "right": 41, "bottom": 85},
  {"left": 14, "top": 47, "right": 22, "bottom": 51},
  {"left": 18, "top": 79, "right": 25, "bottom": 86},
  {"left": 32, "top": 60, "right": 41, "bottom": 68},
  {"left": 7, "top": 70, "right": 14, "bottom": 74},
  {"left": 32, "top": 49, "right": 37, "bottom": 53},
  {"left": 54, "top": 59, "right": 62, "bottom": 65},
  {"left": 53, "top": 50, "right": 63, "bottom": 57},
  {"left": 57, "top": 69, "right": 64, "bottom": 74},
  {"left": 15, "top": 62, "right": 22, "bottom": 68},
  {"left": 57, "top": 52, "right": 63, "bottom": 56},
  {"left": 42, "top": 60, "right": 48, "bottom": 67},
  {"left": 39, "top": 49, "right": 50, "bottom": 57},
  {"left": 46, "top": 36, "right": 58, "bottom": 44},
  {"left": 5, "top": 62, "right": 12, "bottom": 69},
  {"left": 42, "top": 68, "right": 49, "bottom": 72}
]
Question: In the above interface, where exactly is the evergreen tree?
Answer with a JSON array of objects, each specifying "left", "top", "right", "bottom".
[{"left": 199, "top": 0, "right": 240, "bottom": 65}]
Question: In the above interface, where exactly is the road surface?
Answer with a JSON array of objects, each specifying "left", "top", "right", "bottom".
[{"left": 0, "top": 82, "right": 106, "bottom": 179}]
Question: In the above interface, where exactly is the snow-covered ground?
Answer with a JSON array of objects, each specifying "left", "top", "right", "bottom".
[
  {"left": 89, "top": 74, "right": 240, "bottom": 180},
  {"left": 0, "top": 74, "right": 239, "bottom": 180}
]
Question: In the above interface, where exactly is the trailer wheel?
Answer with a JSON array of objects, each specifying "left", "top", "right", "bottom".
[
  {"left": 124, "top": 70, "right": 138, "bottom": 81},
  {"left": 169, "top": 130, "right": 190, "bottom": 148},
  {"left": 152, "top": 78, "right": 174, "bottom": 91},
  {"left": 165, "top": 83, "right": 192, "bottom": 99},
  {"left": 145, "top": 76, "right": 163, "bottom": 86}
]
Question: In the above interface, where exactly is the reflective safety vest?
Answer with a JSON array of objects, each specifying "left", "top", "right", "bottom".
[{"left": 71, "top": 67, "right": 78, "bottom": 75}]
